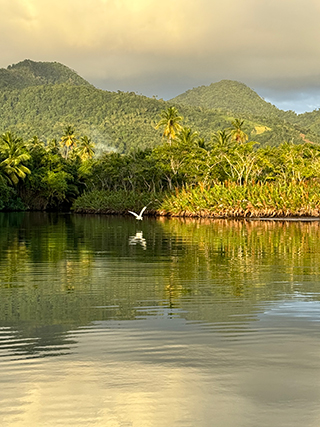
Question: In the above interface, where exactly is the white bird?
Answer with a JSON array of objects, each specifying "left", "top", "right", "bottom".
[{"left": 128, "top": 206, "right": 147, "bottom": 220}]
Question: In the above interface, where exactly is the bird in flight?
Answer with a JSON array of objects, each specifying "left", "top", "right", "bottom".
[{"left": 128, "top": 206, "right": 147, "bottom": 220}]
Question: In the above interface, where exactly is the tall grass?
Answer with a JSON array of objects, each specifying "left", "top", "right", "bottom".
[
  {"left": 160, "top": 181, "right": 320, "bottom": 217},
  {"left": 72, "top": 189, "right": 162, "bottom": 214},
  {"left": 72, "top": 182, "right": 320, "bottom": 218}
]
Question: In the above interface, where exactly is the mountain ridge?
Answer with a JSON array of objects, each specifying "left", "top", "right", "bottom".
[{"left": 0, "top": 59, "right": 318, "bottom": 152}]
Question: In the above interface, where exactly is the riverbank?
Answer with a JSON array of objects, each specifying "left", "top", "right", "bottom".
[
  {"left": 71, "top": 189, "right": 162, "bottom": 215},
  {"left": 72, "top": 181, "right": 320, "bottom": 219}
]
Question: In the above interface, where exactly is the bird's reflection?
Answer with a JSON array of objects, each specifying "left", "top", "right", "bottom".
[{"left": 129, "top": 231, "right": 147, "bottom": 250}]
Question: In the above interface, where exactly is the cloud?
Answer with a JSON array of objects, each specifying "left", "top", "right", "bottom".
[{"left": 1, "top": 0, "right": 320, "bottom": 110}]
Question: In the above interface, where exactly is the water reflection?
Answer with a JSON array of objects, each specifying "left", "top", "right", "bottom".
[
  {"left": 1, "top": 213, "right": 320, "bottom": 426},
  {"left": 2, "top": 213, "right": 320, "bottom": 331},
  {"left": 129, "top": 231, "right": 147, "bottom": 250}
]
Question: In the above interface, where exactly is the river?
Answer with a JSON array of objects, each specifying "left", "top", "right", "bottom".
[{"left": 1, "top": 212, "right": 320, "bottom": 427}]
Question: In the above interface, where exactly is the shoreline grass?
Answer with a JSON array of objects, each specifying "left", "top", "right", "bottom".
[
  {"left": 160, "top": 181, "right": 320, "bottom": 218},
  {"left": 72, "top": 189, "right": 162, "bottom": 215},
  {"left": 73, "top": 181, "right": 320, "bottom": 218}
]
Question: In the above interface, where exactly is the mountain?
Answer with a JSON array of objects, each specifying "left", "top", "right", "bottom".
[
  {"left": 0, "top": 60, "right": 317, "bottom": 153},
  {"left": 293, "top": 109, "right": 320, "bottom": 141},
  {"left": 170, "top": 80, "right": 295, "bottom": 120},
  {"left": 0, "top": 59, "right": 91, "bottom": 89},
  {"left": 171, "top": 79, "right": 320, "bottom": 146}
]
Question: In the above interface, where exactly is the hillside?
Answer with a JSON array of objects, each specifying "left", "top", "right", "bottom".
[
  {"left": 0, "top": 60, "right": 316, "bottom": 153},
  {"left": 170, "top": 80, "right": 295, "bottom": 119},
  {"left": 293, "top": 109, "right": 320, "bottom": 141},
  {"left": 0, "top": 59, "right": 91, "bottom": 90},
  {"left": 171, "top": 79, "right": 320, "bottom": 146}
]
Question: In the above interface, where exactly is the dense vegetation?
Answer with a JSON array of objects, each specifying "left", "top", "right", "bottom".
[
  {"left": 171, "top": 80, "right": 291, "bottom": 119},
  {"left": 1, "top": 59, "right": 319, "bottom": 155},
  {"left": 1, "top": 59, "right": 320, "bottom": 218},
  {"left": 0, "top": 59, "right": 91, "bottom": 89},
  {"left": 1, "top": 105, "right": 320, "bottom": 217},
  {"left": 170, "top": 80, "right": 320, "bottom": 146}
]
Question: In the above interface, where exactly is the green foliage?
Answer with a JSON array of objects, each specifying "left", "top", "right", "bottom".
[
  {"left": 0, "top": 181, "right": 25, "bottom": 211},
  {"left": 170, "top": 80, "right": 294, "bottom": 120},
  {"left": 0, "top": 132, "right": 31, "bottom": 185},
  {"left": 85, "top": 150, "right": 166, "bottom": 193},
  {"left": 0, "top": 60, "right": 315, "bottom": 155},
  {"left": 73, "top": 189, "right": 161, "bottom": 214},
  {"left": 211, "top": 130, "right": 232, "bottom": 148},
  {"left": 42, "top": 170, "right": 73, "bottom": 204},
  {"left": 2, "top": 59, "right": 91, "bottom": 89},
  {"left": 170, "top": 80, "right": 320, "bottom": 146},
  {"left": 69, "top": 115, "right": 320, "bottom": 216},
  {"left": 76, "top": 135, "right": 95, "bottom": 160},
  {"left": 161, "top": 181, "right": 320, "bottom": 218},
  {"left": 229, "top": 119, "right": 248, "bottom": 143},
  {"left": 60, "top": 125, "right": 78, "bottom": 159},
  {"left": 0, "top": 128, "right": 85, "bottom": 211},
  {"left": 2, "top": 67, "right": 320, "bottom": 218},
  {"left": 155, "top": 106, "right": 184, "bottom": 143}
]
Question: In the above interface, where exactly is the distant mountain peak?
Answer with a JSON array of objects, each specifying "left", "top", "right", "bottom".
[
  {"left": 170, "top": 79, "right": 281, "bottom": 117},
  {"left": 0, "top": 59, "right": 91, "bottom": 90}
]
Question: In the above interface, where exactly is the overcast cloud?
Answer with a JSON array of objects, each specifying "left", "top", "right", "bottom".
[{"left": 1, "top": 0, "right": 320, "bottom": 112}]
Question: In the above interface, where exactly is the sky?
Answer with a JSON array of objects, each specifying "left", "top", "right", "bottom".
[{"left": 1, "top": 0, "right": 320, "bottom": 113}]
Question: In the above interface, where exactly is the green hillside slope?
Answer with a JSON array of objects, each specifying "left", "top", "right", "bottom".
[
  {"left": 292, "top": 109, "right": 320, "bottom": 141},
  {"left": 0, "top": 83, "right": 309, "bottom": 153},
  {"left": 0, "top": 59, "right": 91, "bottom": 89},
  {"left": 170, "top": 80, "right": 293, "bottom": 119},
  {"left": 171, "top": 79, "right": 320, "bottom": 146},
  {"left": 0, "top": 61, "right": 315, "bottom": 153}
]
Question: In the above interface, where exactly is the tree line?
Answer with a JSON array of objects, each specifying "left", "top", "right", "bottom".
[
  {"left": 0, "top": 126, "right": 94, "bottom": 210},
  {"left": 1, "top": 107, "right": 320, "bottom": 215}
]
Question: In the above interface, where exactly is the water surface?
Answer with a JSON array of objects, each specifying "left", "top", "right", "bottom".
[{"left": 1, "top": 213, "right": 320, "bottom": 427}]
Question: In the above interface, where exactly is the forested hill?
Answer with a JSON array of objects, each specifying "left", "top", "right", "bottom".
[
  {"left": 0, "top": 60, "right": 318, "bottom": 153},
  {"left": 293, "top": 109, "right": 320, "bottom": 142},
  {"left": 0, "top": 60, "right": 91, "bottom": 89},
  {"left": 170, "top": 80, "right": 295, "bottom": 120},
  {"left": 170, "top": 80, "right": 320, "bottom": 146}
]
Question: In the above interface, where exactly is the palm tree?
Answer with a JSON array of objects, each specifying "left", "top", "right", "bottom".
[
  {"left": 155, "top": 107, "right": 183, "bottom": 144},
  {"left": 0, "top": 132, "right": 31, "bottom": 185},
  {"left": 212, "top": 130, "right": 232, "bottom": 148},
  {"left": 230, "top": 119, "right": 248, "bottom": 144},
  {"left": 60, "top": 125, "right": 78, "bottom": 159},
  {"left": 46, "top": 138, "right": 60, "bottom": 155},
  {"left": 198, "top": 137, "right": 206, "bottom": 149},
  {"left": 175, "top": 127, "right": 199, "bottom": 146},
  {"left": 27, "top": 135, "right": 43, "bottom": 150},
  {"left": 76, "top": 136, "right": 95, "bottom": 161}
]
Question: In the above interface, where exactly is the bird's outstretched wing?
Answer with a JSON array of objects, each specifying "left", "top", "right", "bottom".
[
  {"left": 128, "top": 211, "right": 139, "bottom": 218},
  {"left": 139, "top": 206, "right": 147, "bottom": 216}
]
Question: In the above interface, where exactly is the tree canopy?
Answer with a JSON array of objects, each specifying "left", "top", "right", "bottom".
[{"left": 0, "top": 60, "right": 319, "bottom": 155}]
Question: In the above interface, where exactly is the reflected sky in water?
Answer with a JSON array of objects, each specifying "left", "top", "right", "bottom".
[{"left": 1, "top": 213, "right": 320, "bottom": 426}]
